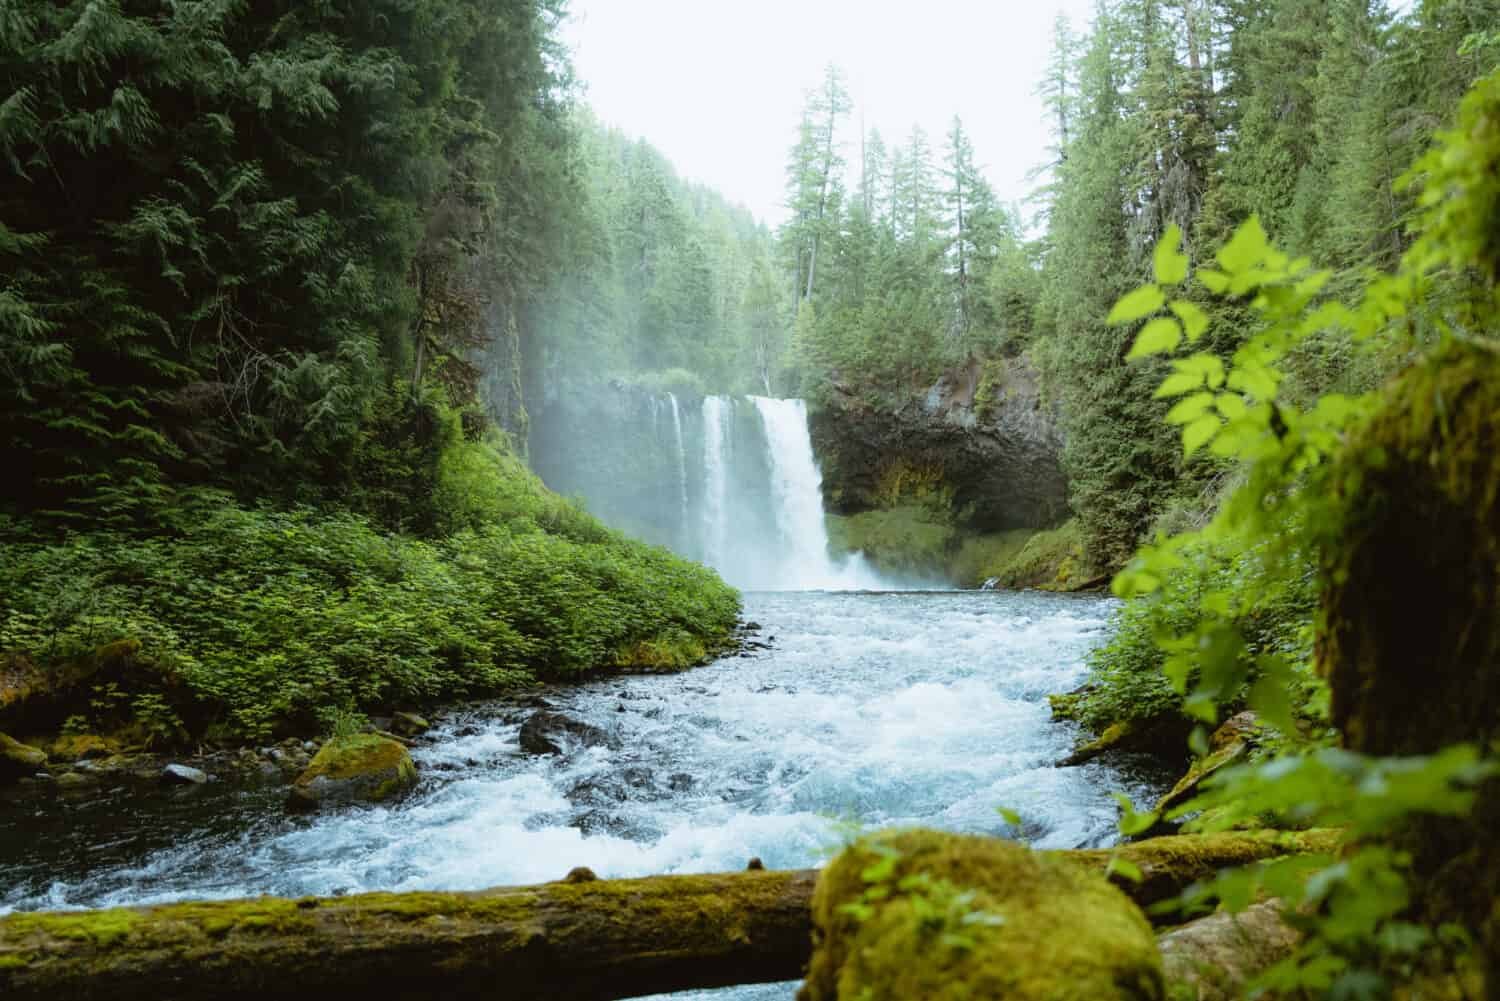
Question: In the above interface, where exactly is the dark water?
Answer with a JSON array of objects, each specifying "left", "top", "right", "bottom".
[{"left": 0, "top": 590, "right": 1166, "bottom": 999}]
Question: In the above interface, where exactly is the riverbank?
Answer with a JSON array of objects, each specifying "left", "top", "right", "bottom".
[{"left": 0, "top": 461, "right": 741, "bottom": 760}]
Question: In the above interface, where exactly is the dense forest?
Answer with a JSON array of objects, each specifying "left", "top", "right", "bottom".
[
  {"left": 0, "top": 1, "right": 740, "bottom": 741},
  {"left": 1, "top": 1, "right": 1499, "bottom": 999}
]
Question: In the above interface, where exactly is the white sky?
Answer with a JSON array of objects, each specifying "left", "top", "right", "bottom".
[{"left": 561, "top": 1, "right": 1099, "bottom": 228}]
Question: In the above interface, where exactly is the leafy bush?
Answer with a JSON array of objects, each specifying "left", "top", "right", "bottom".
[
  {"left": 0, "top": 499, "right": 739, "bottom": 742},
  {"left": 1076, "top": 539, "right": 1321, "bottom": 735}
]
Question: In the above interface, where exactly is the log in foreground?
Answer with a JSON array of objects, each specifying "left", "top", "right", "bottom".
[{"left": 0, "top": 830, "right": 1338, "bottom": 1001}]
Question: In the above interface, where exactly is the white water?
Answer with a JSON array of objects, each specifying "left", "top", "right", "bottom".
[
  {"left": 748, "top": 397, "right": 884, "bottom": 590},
  {"left": 668, "top": 393, "right": 689, "bottom": 530},
  {"left": 701, "top": 395, "right": 730, "bottom": 572},
  {"left": 0, "top": 590, "right": 1166, "bottom": 1000}
]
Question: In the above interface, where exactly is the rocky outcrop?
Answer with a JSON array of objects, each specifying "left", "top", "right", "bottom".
[
  {"left": 810, "top": 354, "right": 1068, "bottom": 532},
  {"left": 286, "top": 735, "right": 417, "bottom": 811}
]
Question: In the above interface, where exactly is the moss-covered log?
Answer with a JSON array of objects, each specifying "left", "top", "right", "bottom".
[
  {"left": 0, "top": 831, "right": 1337, "bottom": 1001},
  {"left": 0, "top": 869, "right": 819, "bottom": 1001}
]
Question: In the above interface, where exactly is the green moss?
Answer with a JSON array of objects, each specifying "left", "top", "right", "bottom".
[
  {"left": 612, "top": 628, "right": 710, "bottom": 672},
  {"left": 2, "top": 909, "right": 144, "bottom": 948},
  {"left": 289, "top": 734, "right": 417, "bottom": 808},
  {"left": 950, "top": 529, "right": 1034, "bottom": 587},
  {"left": 826, "top": 506, "right": 957, "bottom": 579},
  {"left": 802, "top": 829, "right": 1164, "bottom": 1001}
]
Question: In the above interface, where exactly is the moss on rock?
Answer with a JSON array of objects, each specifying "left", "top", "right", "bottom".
[
  {"left": 799, "top": 829, "right": 1164, "bottom": 1001},
  {"left": 286, "top": 734, "right": 416, "bottom": 811},
  {"left": 0, "top": 732, "right": 47, "bottom": 783}
]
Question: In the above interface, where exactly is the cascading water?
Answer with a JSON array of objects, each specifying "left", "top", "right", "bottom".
[
  {"left": 537, "top": 384, "right": 882, "bottom": 588},
  {"left": 667, "top": 393, "right": 688, "bottom": 530},
  {"left": 749, "top": 397, "right": 883, "bottom": 590},
  {"left": 700, "top": 395, "right": 731, "bottom": 572}
]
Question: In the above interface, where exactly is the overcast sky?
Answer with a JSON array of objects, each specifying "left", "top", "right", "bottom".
[{"left": 561, "top": 1, "right": 1099, "bottom": 228}]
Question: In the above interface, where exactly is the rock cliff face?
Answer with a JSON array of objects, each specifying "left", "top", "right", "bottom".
[{"left": 810, "top": 354, "right": 1069, "bottom": 532}]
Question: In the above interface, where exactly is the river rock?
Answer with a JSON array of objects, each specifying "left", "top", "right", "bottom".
[
  {"left": 161, "top": 763, "right": 209, "bottom": 786},
  {"left": 801, "top": 828, "right": 1164, "bottom": 1001},
  {"left": 392, "top": 711, "right": 430, "bottom": 737},
  {"left": 519, "top": 711, "right": 610, "bottom": 756},
  {"left": 286, "top": 734, "right": 417, "bottom": 812},
  {"left": 1159, "top": 899, "right": 1300, "bottom": 1001},
  {"left": 0, "top": 732, "right": 48, "bottom": 783}
]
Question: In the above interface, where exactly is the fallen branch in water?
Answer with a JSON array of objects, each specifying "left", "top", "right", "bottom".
[{"left": 0, "top": 830, "right": 1338, "bottom": 1001}]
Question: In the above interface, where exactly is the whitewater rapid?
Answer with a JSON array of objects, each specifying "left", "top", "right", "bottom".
[{"left": 0, "top": 590, "right": 1163, "bottom": 999}]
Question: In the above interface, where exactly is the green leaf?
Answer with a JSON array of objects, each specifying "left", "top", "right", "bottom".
[
  {"left": 1166, "top": 392, "right": 1214, "bottom": 425},
  {"left": 1154, "top": 224, "right": 1189, "bottom": 285},
  {"left": 1183, "top": 414, "right": 1221, "bottom": 456},
  {"left": 1170, "top": 300, "right": 1210, "bottom": 341},
  {"left": 1107, "top": 857, "right": 1145, "bottom": 883},
  {"left": 1198, "top": 269, "right": 1230, "bottom": 293},
  {"left": 1128, "top": 317, "right": 1182, "bottom": 359},
  {"left": 1217, "top": 216, "right": 1269, "bottom": 275},
  {"left": 1108, "top": 285, "right": 1166, "bottom": 326},
  {"left": 1155, "top": 372, "right": 1203, "bottom": 398},
  {"left": 996, "top": 806, "right": 1022, "bottom": 826},
  {"left": 1215, "top": 394, "right": 1248, "bottom": 420}
]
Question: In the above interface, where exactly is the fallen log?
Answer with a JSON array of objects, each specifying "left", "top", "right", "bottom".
[{"left": 0, "top": 830, "right": 1338, "bottom": 1001}]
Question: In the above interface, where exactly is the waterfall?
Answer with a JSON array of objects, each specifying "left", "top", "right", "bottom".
[
  {"left": 752, "top": 398, "right": 846, "bottom": 587},
  {"left": 666, "top": 393, "right": 688, "bottom": 533},
  {"left": 700, "top": 395, "right": 730, "bottom": 572},
  {"left": 532, "top": 386, "right": 887, "bottom": 591}
]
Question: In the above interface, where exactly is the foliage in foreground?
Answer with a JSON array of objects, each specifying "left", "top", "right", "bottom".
[
  {"left": 1101, "top": 64, "right": 1500, "bottom": 996},
  {"left": 0, "top": 444, "right": 739, "bottom": 742}
]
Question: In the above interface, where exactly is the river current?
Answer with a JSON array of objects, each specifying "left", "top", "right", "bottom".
[{"left": 0, "top": 589, "right": 1164, "bottom": 999}]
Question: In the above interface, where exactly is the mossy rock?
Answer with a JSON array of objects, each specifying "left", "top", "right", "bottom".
[
  {"left": 47, "top": 733, "right": 119, "bottom": 763},
  {"left": 286, "top": 734, "right": 416, "bottom": 812},
  {"left": 0, "top": 732, "right": 47, "bottom": 783},
  {"left": 800, "top": 829, "right": 1164, "bottom": 1001}
]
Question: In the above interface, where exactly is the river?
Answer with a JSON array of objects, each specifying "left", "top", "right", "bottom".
[{"left": 0, "top": 588, "right": 1165, "bottom": 999}]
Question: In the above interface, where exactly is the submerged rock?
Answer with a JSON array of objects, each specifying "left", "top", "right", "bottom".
[
  {"left": 286, "top": 734, "right": 417, "bottom": 811},
  {"left": 519, "top": 711, "right": 610, "bottom": 756},
  {"left": 0, "top": 732, "right": 47, "bottom": 783},
  {"left": 800, "top": 828, "right": 1164, "bottom": 1001}
]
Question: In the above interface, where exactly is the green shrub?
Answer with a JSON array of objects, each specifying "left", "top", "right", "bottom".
[
  {"left": 826, "top": 506, "right": 956, "bottom": 579},
  {"left": 1074, "top": 538, "right": 1321, "bottom": 735},
  {"left": 0, "top": 498, "right": 739, "bottom": 742}
]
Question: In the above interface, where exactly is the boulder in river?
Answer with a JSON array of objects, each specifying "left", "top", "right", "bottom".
[
  {"left": 800, "top": 828, "right": 1164, "bottom": 1001},
  {"left": 286, "top": 734, "right": 417, "bottom": 812},
  {"left": 0, "top": 732, "right": 47, "bottom": 784},
  {"left": 392, "top": 711, "right": 430, "bottom": 737},
  {"left": 161, "top": 763, "right": 210, "bottom": 786},
  {"left": 519, "top": 711, "right": 611, "bottom": 756}
]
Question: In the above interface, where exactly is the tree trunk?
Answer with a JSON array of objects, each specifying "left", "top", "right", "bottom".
[{"left": 0, "top": 832, "right": 1336, "bottom": 1001}]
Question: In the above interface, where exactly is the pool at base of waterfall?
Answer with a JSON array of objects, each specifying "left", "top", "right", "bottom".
[{"left": 0, "top": 590, "right": 1171, "bottom": 1000}]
